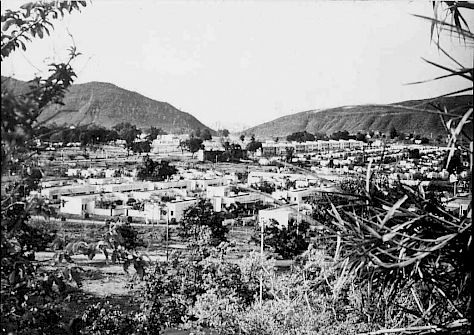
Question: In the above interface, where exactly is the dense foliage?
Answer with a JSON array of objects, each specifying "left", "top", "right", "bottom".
[
  {"left": 246, "top": 138, "right": 262, "bottom": 152},
  {"left": 286, "top": 131, "right": 316, "bottom": 142},
  {"left": 43, "top": 124, "right": 119, "bottom": 145},
  {"left": 180, "top": 137, "right": 204, "bottom": 157},
  {"left": 221, "top": 141, "right": 245, "bottom": 162},
  {"left": 251, "top": 180, "right": 276, "bottom": 194},
  {"left": 146, "top": 126, "right": 167, "bottom": 141},
  {"left": 113, "top": 122, "right": 141, "bottom": 155},
  {"left": 252, "top": 219, "right": 311, "bottom": 259},
  {"left": 178, "top": 199, "right": 229, "bottom": 247},
  {"left": 1, "top": 2, "right": 87, "bottom": 333},
  {"left": 136, "top": 156, "right": 178, "bottom": 182}
]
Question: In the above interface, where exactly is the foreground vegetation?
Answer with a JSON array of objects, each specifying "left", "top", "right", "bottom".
[{"left": 1, "top": 1, "right": 472, "bottom": 334}]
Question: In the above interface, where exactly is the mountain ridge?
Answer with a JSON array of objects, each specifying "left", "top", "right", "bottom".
[
  {"left": 1, "top": 76, "right": 214, "bottom": 134},
  {"left": 242, "top": 95, "right": 473, "bottom": 139}
]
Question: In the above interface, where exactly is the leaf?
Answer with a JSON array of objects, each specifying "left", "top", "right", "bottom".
[
  {"left": 37, "top": 26, "right": 43, "bottom": 39},
  {"left": 9, "top": 271, "right": 16, "bottom": 284},
  {"left": 413, "top": 14, "right": 474, "bottom": 40},
  {"left": 2, "top": 19, "right": 15, "bottom": 31},
  {"left": 20, "top": 2, "right": 32, "bottom": 9},
  {"left": 421, "top": 57, "right": 472, "bottom": 81},
  {"left": 381, "top": 195, "right": 408, "bottom": 227},
  {"left": 405, "top": 68, "right": 472, "bottom": 85},
  {"left": 430, "top": 1, "right": 439, "bottom": 42},
  {"left": 445, "top": 108, "right": 473, "bottom": 170}
]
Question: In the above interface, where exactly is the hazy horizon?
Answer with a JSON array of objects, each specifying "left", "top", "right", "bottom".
[{"left": 2, "top": 1, "right": 473, "bottom": 131}]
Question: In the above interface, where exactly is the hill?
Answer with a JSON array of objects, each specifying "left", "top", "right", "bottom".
[
  {"left": 1, "top": 76, "right": 214, "bottom": 134},
  {"left": 242, "top": 95, "right": 473, "bottom": 139}
]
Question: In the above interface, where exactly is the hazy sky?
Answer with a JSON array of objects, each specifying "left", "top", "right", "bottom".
[{"left": 2, "top": 1, "right": 473, "bottom": 131}]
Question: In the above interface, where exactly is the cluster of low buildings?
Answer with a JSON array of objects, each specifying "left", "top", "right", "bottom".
[
  {"left": 35, "top": 152, "right": 341, "bottom": 226},
  {"left": 261, "top": 139, "right": 367, "bottom": 157},
  {"left": 151, "top": 134, "right": 187, "bottom": 155},
  {"left": 33, "top": 132, "right": 471, "bottom": 228},
  {"left": 37, "top": 166, "right": 233, "bottom": 222}
]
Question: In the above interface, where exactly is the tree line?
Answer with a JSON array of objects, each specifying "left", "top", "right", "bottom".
[{"left": 285, "top": 128, "right": 435, "bottom": 143}]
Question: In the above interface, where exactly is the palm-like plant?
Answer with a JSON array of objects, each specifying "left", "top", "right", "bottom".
[{"left": 327, "top": 4, "right": 473, "bottom": 329}]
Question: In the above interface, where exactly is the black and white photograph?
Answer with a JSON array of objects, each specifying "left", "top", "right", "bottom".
[{"left": 1, "top": 1, "right": 473, "bottom": 334}]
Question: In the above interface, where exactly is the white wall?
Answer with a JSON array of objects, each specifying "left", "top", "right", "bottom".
[
  {"left": 60, "top": 196, "right": 96, "bottom": 215},
  {"left": 206, "top": 185, "right": 228, "bottom": 198},
  {"left": 167, "top": 199, "right": 197, "bottom": 221},
  {"left": 258, "top": 207, "right": 294, "bottom": 228},
  {"left": 42, "top": 185, "right": 97, "bottom": 201}
]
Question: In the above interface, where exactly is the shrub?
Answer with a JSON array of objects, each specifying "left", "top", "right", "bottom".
[
  {"left": 17, "top": 219, "right": 58, "bottom": 252},
  {"left": 177, "top": 200, "right": 228, "bottom": 247},
  {"left": 252, "top": 219, "right": 310, "bottom": 259},
  {"left": 81, "top": 301, "right": 152, "bottom": 335}
]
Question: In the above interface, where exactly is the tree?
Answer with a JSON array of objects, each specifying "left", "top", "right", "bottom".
[
  {"left": 178, "top": 139, "right": 187, "bottom": 154},
  {"left": 1, "top": 2, "right": 88, "bottom": 333},
  {"left": 183, "top": 137, "right": 204, "bottom": 158},
  {"left": 313, "top": 131, "right": 328, "bottom": 140},
  {"left": 147, "top": 126, "right": 166, "bottom": 141},
  {"left": 330, "top": 130, "right": 350, "bottom": 140},
  {"left": 389, "top": 126, "right": 398, "bottom": 139},
  {"left": 201, "top": 128, "right": 212, "bottom": 140},
  {"left": 113, "top": 122, "right": 141, "bottom": 155},
  {"left": 131, "top": 140, "right": 151, "bottom": 154},
  {"left": 105, "top": 128, "right": 119, "bottom": 142},
  {"left": 436, "top": 134, "right": 444, "bottom": 144},
  {"left": 136, "top": 156, "right": 177, "bottom": 181},
  {"left": 79, "top": 129, "right": 92, "bottom": 147},
  {"left": 252, "top": 180, "right": 275, "bottom": 194},
  {"left": 228, "top": 143, "right": 244, "bottom": 161},
  {"left": 252, "top": 219, "right": 310, "bottom": 259},
  {"left": 408, "top": 148, "right": 420, "bottom": 159},
  {"left": 420, "top": 137, "right": 430, "bottom": 144},
  {"left": 193, "top": 128, "right": 202, "bottom": 138},
  {"left": 222, "top": 140, "right": 231, "bottom": 151},
  {"left": 49, "top": 130, "right": 65, "bottom": 143},
  {"left": 355, "top": 132, "right": 367, "bottom": 142},
  {"left": 178, "top": 199, "right": 228, "bottom": 246},
  {"left": 219, "top": 129, "right": 229, "bottom": 137},
  {"left": 285, "top": 146, "right": 295, "bottom": 162},
  {"left": 239, "top": 134, "right": 245, "bottom": 142},
  {"left": 287, "top": 131, "right": 315, "bottom": 143},
  {"left": 221, "top": 141, "right": 244, "bottom": 162},
  {"left": 114, "top": 222, "right": 145, "bottom": 251},
  {"left": 127, "top": 245, "right": 263, "bottom": 334},
  {"left": 246, "top": 138, "right": 262, "bottom": 153},
  {"left": 397, "top": 132, "right": 406, "bottom": 141}
]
